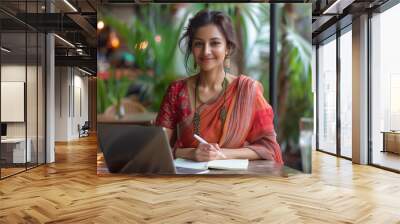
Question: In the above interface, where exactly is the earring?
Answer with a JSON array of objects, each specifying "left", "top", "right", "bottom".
[
  {"left": 224, "top": 55, "right": 230, "bottom": 70},
  {"left": 194, "top": 61, "right": 197, "bottom": 70}
]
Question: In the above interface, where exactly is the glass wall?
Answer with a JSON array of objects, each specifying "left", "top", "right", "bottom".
[
  {"left": 0, "top": 1, "right": 46, "bottom": 179},
  {"left": 317, "top": 36, "right": 337, "bottom": 154},
  {"left": 339, "top": 28, "right": 352, "bottom": 158},
  {"left": 371, "top": 3, "right": 400, "bottom": 171}
]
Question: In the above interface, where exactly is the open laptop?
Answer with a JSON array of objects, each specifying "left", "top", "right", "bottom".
[{"left": 97, "top": 123, "right": 208, "bottom": 174}]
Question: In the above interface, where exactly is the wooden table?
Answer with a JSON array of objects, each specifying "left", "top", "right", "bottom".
[
  {"left": 381, "top": 131, "right": 400, "bottom": 154},
  {"left": 97, "top": 112, "right": 157, "bottom": 125},
  {"left": 97, "top": 152, "right": 300, "bottom": 177}
]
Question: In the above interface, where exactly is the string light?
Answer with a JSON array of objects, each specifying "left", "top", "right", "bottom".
[
  {"left": 97, "top": 21, "right": 105, "bottom": 30},
  {"left": 110, "top": 33, "right": 120, "bottom": 49},
  {"left": 136, "top": 41, "right": 148, "bottom": 50},
  {"left": 155, "top": 35, "right": 162, "bottom": 43}
]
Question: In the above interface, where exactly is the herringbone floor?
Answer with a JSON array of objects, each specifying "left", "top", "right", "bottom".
[{"left": 1, "top": 135, "right": 400, "bottom": 223}]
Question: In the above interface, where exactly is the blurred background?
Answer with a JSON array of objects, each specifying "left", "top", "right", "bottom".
[{"left": 97, "top": 3, "right": 312, "bottom": 172}]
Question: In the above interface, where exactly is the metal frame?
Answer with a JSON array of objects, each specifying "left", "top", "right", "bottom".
[
  {"left": 0, "top": 16, "right": 2, "bottom": 179},
  {"left": 367, "top": 10, "right": 372, "bottom": 165},
  {"left": 315, "top": 0, "right": 400, "bottom": 173},
  {"left": 269, "top": 3, "right": 278, "bottom": 126},
  {"left": 0, "top": 0, "right": 47, "bottom": 180},
  {"left": 336, "top": 23, "right": 341, "bottom": 158},
  {"left": 315, "top": 20, "right": 352, "bottom": 160}
]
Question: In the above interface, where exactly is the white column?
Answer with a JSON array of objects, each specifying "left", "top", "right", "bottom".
[
  {"left": 46, "top": 1, "right": 55, "bottom": 163},
  {"left": 46, "top": 33, "right": 55, "bottom": 163},
  {"left": 352, "top": 14, "right": 369, "bottom": 164}
]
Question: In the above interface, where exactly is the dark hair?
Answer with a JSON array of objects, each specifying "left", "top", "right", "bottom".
[{"left": 179, "top": 10, "right": 238, "bottom": 73}]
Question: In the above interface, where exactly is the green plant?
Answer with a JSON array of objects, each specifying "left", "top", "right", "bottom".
[
  {"left": 276, "top": 4, "right": 313, "bottom": 150},
  {"left": 102, "top": 5, "right": 194, "bottom": 111},
  {"left": 97, "top": 68, "right": 132, "bottom": 116}
]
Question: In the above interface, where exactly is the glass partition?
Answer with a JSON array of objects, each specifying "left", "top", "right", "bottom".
[
  {"left": 339, "top": 28, "right": 352, "bottom": 158},
  {"left": 317, "top": 36, "right": 337, "bottom": 154},
  {"left": 371, "top": 4, "right": 400, "bottom": 171},
  {"left": 1, "top": 30, "right": 27, "bottom": 177},
  {"left": 0, "top": 1, "right": 46, "bottom": 179}
]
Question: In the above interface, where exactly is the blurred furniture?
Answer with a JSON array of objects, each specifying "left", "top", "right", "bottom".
[
  {"left": 382, "top": 131, "right": 400, "bottom": 154},
  {"left": 97, "top": 112, "right": 157, "bottom": 126},
  {"left": 78, "top": 121, "right": 90, "bottom": 138},
  {"left": 1, "top": 138, "right": 31, "bottom": 164},
  {"left": 99, "top": 99, "right": 156, "bottom": 125},
  {"left": 104, "top": 99, "right": 147, "bottom": 116}
]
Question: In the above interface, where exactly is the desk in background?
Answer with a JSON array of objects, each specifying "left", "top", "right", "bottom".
[
  {"left": 97, "top": 112, "right": 157, "bottom": 125},
  {"left": 1, "top": 138, "right": 32, "bottom": 164},
  {"left": 381, "top": 131, "right": 400, "bottom": 154}
]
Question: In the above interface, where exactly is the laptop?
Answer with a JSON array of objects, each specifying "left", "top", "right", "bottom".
[{"left": 97, "top": 123, "right": 208, "bottom": 174}]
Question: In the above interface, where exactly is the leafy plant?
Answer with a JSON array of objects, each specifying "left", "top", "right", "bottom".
[
  {"left": 97, "top": 69, "right": 132, "bottom": 115},
  {"left": 276, "top": 4, "right": 313, "bottom": 150},
  {"left": 102, "top": 5, "right": 193, "bottom": 111}
]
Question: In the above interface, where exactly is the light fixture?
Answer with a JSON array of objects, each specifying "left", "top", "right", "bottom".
[
  {"left": 322, "top": 0, "right": 354, "bottom": 15},
  {"left": 54, "top": 34, "right": 75, "bottom": 48},
  {"left": 110, "top": 34, "right": 120, "bottom": 49},
  {"left": 155, "top": 35, "right": 162, "bottom": 43},
  {"left": 97, "top": 21, "right": 105, "bottom": 30},
  {"left": 63, "top": 0, "right": 78, "bottom": 12},
  {"left": 78, "top": 67, "right": 92, "bottom": 76},
  {"left": 1, "top": 47, "right": 11, "bottom": 53},
  {"left": 76, "top": 48, "right": 84, "bottom": 55}
]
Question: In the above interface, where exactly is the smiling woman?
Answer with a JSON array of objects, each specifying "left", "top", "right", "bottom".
[{"left": 155, "top": 10, "right": 283, "bottom": 164}]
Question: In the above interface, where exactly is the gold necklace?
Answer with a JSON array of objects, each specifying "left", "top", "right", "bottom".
[{"left": 193, "top": 71, "right": 228, "bottom": 135}]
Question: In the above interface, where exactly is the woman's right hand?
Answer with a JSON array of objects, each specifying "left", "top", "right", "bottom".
[{"left": 193, "top": 143, "right": 219, "bottom": 162}]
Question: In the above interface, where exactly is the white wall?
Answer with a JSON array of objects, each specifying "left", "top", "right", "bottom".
[
  {"left": 55, "top": 67, "right": 89, "bottom": 141},
  {"left": 1, "top": 64, "right": 46, "bottom": 164},
  {"left": 1, "top": 65, "right": 25, "bottom": 132}
]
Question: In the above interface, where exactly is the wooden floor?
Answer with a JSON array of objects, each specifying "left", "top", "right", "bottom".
[
  {"left": 1, "top": 135, "right": 400, "bottom": 223},
  {"left": 372, "top": 151, "right": 400, "bottom": 171}
]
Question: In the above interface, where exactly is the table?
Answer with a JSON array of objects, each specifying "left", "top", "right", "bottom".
[
  {"left": 97, "top": 112, "right": 157, "bottom": 125},
  {"left": 97, "top": 152, "right": 300, "bottom": 177},
  {"left": 1, "top": 138, "right": 31, "bottom": 163},
  {"left": 382, "top": 131, "right": 400, "bottom": 154}
]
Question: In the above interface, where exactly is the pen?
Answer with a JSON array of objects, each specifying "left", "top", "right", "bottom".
[{"left": 193, "top": 134, "right": 226, "bottom": 158}]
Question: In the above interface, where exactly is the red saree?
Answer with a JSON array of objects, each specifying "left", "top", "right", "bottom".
[{"left": 155, "top": 75, "right": 283, "bottom": 165}]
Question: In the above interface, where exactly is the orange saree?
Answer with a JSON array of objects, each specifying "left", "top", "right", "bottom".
[{"left": 155, "top": 75, "right": 283, "bottom": 165}]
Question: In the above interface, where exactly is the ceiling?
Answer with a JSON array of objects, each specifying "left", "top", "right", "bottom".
[
  {"left": 0, "top": 0, "right": 98, "bottom": 73},
  {"left": 312, "top": 0, "right": 391, "bottom": 44},
  {"left": 1, "top": 0, "right": 397, "bottom": 71}
]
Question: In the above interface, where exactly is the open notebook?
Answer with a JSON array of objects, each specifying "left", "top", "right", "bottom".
[{"left": 174, "top": 158, "right": 249, "bottom": 171}]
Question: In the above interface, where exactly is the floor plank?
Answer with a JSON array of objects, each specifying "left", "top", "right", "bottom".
[{"left": 1, "top": 135, "right": 399, "bottom": 223}]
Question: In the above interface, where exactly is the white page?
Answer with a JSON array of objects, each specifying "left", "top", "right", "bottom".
[
  {"left": 207, "top": 159, "right": 249, "bottom": 170},
  {"left": 174, "top": 158, "right": 208, "bottom": 170}
]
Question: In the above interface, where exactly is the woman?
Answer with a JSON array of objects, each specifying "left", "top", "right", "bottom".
[{"left": 156, "top": 10, "right": 283, "bottom": 164}]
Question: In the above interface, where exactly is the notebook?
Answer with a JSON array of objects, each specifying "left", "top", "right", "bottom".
[{"left": 174, "top": 158, "right": 249, "bottom": 171}]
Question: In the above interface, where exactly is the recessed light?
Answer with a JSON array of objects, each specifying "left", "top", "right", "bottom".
[
  {"left": 54, "top": 34, "right": 75, "bottom": 48},
  {"left": 1, "top": 47, "right": 11, "bottom": 53},
  {"left": 63, "top": 0, "right": 78, "bottom": 12}
]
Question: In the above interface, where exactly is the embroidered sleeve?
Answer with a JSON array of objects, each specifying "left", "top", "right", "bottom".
[{"left": 156, "top": 80, "right": 187, "bottom": 130}]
